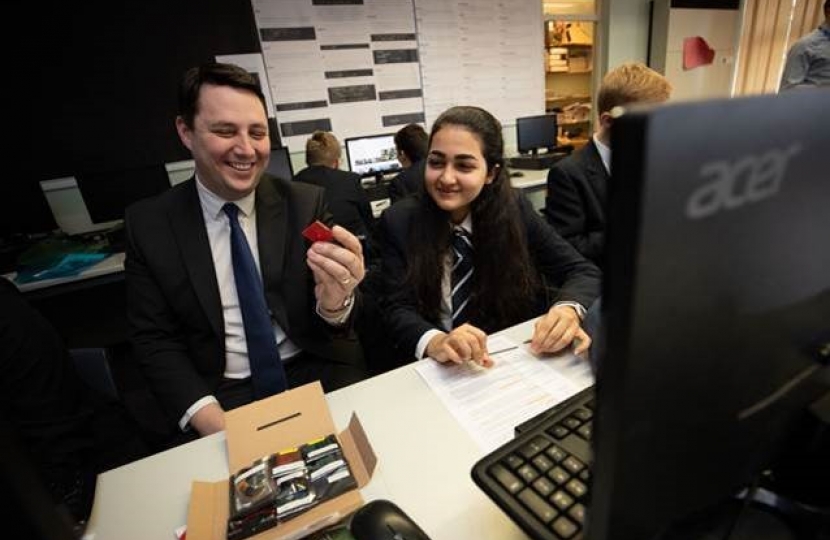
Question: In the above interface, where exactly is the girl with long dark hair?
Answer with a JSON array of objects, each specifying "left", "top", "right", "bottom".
[{"left": 378, "top": 106, "right": 600, "bottom": 366}]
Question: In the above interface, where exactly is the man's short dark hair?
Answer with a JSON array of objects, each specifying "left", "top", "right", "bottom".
[
  {"left": 177, "top": 63, "right": 268, "bottom": 128},
  {"left": 394, "top": 124, "right": 428, "bottom": 163}
]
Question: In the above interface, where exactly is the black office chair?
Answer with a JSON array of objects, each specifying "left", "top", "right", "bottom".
[{"left": 69, "top": 347, "right": 119, "bottom": 402}]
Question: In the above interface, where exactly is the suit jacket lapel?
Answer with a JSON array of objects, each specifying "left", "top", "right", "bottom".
[
  {"left": 583, "top": 140, "right": 609, "bottom": 207},
  {"left": 255, "top": 176, "right": 289, "bottom": 330},
  {"left": 171, "top": 179, "right": 223, "bottom": 337}
]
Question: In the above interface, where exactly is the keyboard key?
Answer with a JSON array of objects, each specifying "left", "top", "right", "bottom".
[
  {"left": 518, "top": 488, "right": 559, "bottom": 524},
  {"left": 565, "top": 478, "right": 588, "bottom": 498},
  {"left": 548, "top": 425, "right": 570, "bottom": 439},
  {"left": 532, "top": 454, "right": 554, "bottom": 473},
  {"left": 489, "top": 463, "right": 523, "bottom": 494},
  {"left": 574, "top": 408, "right": 592, "bottom": 421},
  {"left": 568, "top": 503, "right": 586, "bottom": 524},
  {"left": 579, "top": 469, "right": 591, "bottom": 482},
  {"left": 518, "top": 436, "right": 550, "bottom": 460},
  {"left": 552, "top": 516, "right": 579, "bottom": 538},
  {"left": 550, "top": 490, "right": 575, "bottom": 510},
  {"left": 548, "top": 466, "right": 570, "bottom": 485},
  {"left": 577, "top": 423, "right": 592, "bottom": 440},
  {"left": 503, "top": 453, "right": 524, "bottom": 470},
  {"left": 532, "top": 476, "right": 555, "bottom": 498},
  {"left": 517, "top": 464, "right": 539, "bottom": 483},
  {"left": 563, "top": 456, "right": 585, "bottom": 475},
  {"left": 545, "top": 445, "right": 567, "bottom": 462},
  {"left": 562, "top": 416, "right": 582, "bottom": 429}
]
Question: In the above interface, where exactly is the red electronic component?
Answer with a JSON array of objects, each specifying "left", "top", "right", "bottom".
[{"left": 302, "top": 220, "right": 334, "bottom": 243}]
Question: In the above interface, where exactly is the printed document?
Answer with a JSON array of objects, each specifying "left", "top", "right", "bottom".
[{"left": 415, "top": 335, "right": 593, "bottom": 452}]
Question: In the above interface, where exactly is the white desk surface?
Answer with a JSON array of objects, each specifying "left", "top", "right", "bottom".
[
  {"left": 85, "top": 322, "right": 538, "bottom": 540},
  {"left": 7, "top": 252, "right": 125, "bottom": 293}
]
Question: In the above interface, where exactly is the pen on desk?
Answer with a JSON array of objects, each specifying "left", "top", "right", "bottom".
[{"left": 489, "top": 339, "right": 532, "bottom": 356}]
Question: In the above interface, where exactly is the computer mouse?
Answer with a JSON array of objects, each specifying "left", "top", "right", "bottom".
[{"left": 350, "top": 499, "right": 432, "bottom": 540}]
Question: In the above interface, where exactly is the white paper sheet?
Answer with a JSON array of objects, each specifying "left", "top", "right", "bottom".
[{"left": 415, "top": 335, "right": 593, "bottom": 452}]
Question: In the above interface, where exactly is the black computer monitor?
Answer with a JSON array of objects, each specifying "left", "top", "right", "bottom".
[
  {"left": 516, "top": 114, "right": 558, "bottom": 156},
  {"left": 75, "top": 163, "right": 171, "bottom": 224},
  {"left": 344, "top": 133, "right": 401, "bottom": 178},
  {"left": 265, "top": 146, "right": 294, "bottom": 181},
  {"left": 587, "top": 90, "right": 829, "bottom": 538}
]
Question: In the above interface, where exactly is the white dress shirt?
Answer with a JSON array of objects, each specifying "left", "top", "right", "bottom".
[{"left": 593, "top": 133, "right": 611, "bottom": 175}]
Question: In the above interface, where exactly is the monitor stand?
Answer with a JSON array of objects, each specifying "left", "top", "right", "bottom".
[{"left": 507, "top": 150, "right": 568, "bottom": 170}]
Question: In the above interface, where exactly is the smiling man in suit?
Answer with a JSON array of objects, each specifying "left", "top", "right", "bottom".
[
  {"left": 125, "top": 63, "right": 367, "bottom": 441},
  {"left": 544, "top": 63, "right": 671, "bottom": 268}
]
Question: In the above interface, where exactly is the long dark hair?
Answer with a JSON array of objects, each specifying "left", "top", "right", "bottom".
[{"left": 406, "top": 106, "right": 540, "bottom": 332}]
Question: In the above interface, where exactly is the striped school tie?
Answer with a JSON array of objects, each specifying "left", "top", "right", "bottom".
[{"left": 451, "top": 228, "right": 474, "bottom": 328}]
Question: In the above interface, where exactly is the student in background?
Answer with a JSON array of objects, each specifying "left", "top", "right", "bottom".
[
  {"left": 294, "top": 131, "right": 374, "bottom": 242},
  {"left": 388, "top": 123, "right": 428, "bottom": 203},
  {"left": 543, "top": 62, "right": 671, "bottom": 268},
  {"left": 779, "top": 1, "right": 829, "bottom": 91},
  {"left": 125, "top": 63, "right": 366, "bottom": 442},
  {"left": 378, "top": 106, "right": 600, "bottom": 366}
]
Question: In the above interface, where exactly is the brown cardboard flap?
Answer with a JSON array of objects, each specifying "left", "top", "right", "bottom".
[
  {"left": 187, "top": 480, "right": 229, "bottom": 540},
  {"left": 225, "top": 382, "right": 334, "bottom": 472},
  {"left": 338, "top": 413, "right": 377, "bottom": 488}
]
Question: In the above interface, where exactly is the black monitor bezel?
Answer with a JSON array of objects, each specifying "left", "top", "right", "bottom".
[
  {"left": 343, "top": 133, "right": 402, "bottom": 178},
  {"left": 516, "top": 114, "right": 558, "bottom": 156}
]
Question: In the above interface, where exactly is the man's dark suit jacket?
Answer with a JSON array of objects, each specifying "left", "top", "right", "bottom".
[
  {"left": 125, "top": 175, "right": 349, "bottom": 428},
  {"left": 543, "top": 140, "right": 609, "bottom": 267},
  {"left": 294, "top": 165, "right": 373, "bottom": 239},
  {"left": 387, "top": 160, "right": 425, "bottom": 204},
  {"left": 378, "top": 193, "right": 602, "bottom": 357}
]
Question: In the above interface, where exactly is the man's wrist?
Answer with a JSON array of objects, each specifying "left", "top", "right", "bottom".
[
  {"left": 317, "top": 292, "right": 355, "bottom": 325},
  {"left": 319, "top": 291, "right": 354, "bottom": 315}
]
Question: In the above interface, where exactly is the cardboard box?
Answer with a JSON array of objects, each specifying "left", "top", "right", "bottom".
[{"left": 186, "top": 382, "right": 377, "bottom": 540}]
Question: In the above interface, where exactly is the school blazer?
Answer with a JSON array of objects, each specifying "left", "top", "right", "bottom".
[{"left": 543, "top": 140, "right": 609, "bottom": 267}]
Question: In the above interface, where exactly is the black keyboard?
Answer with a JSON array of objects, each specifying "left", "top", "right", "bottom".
[{"left": 471, "top": 387, "right": 595, "bottom": 540}]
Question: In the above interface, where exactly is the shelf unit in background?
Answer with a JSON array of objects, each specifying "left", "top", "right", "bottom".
[{"left": 543, "top": 2, "right": 597, "bottom": 142}]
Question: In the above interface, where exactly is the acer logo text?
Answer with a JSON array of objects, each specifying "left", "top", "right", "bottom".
[{"left": 686, "top": 144, "right": 800, "bottom": 219}]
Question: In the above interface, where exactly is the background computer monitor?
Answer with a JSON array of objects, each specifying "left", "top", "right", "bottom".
[
  {"left": 75, "top": 164, "right": 171, "bottom": 224},
  {"left": 590, "top": 90, "right": 829, "bottom": 538},
  {"left": 265, "top": 146, "right": 294, "bottom": 181},
  {"left": 516, "top": 114, "right": 558, "bottom": 156},
  {"left": 344, "top": 133, "right": 401, "bottom": 178}
]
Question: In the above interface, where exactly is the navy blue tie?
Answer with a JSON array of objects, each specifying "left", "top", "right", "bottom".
[
  {"left": 223, "top": 203, "right": 287, "bottom": 398},
  {"left": 451, "top": 229, "right": 474, "bottom": 328}
]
